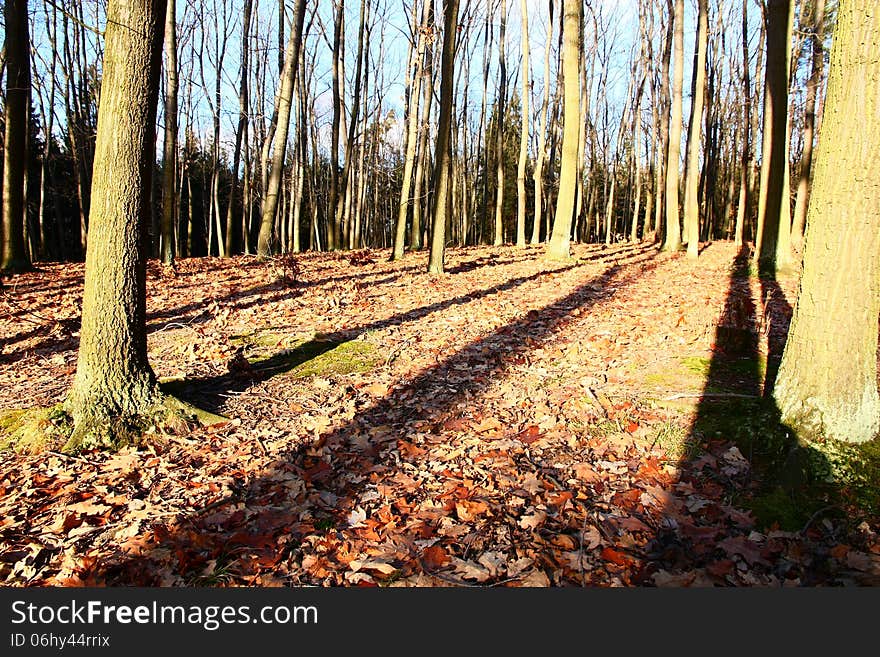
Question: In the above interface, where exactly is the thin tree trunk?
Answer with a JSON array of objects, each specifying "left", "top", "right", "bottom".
[
  {"left": 494, "top": 0, "right": 508, "bottom": 246},
  {"left": 663, "top": 0, "right": 684, "bottom": 252},
  {"left": 160, "top": 0, "right": 178, "bottom": 264},
  {"left": 427, "top": 0, "right": 460, "bottom": 274},
  {"left": 683, "top": 0, "right": 707, "bottom": 258},
  {"left": 790, "top": 0, "right": 825, "bottom": 253},
  {"left": 257, "top": 0, "right": 308, "bottom": 256},
  {"left": 531, "top": 0, "right": 554, "bottom": 245},
  {"left": 515, "top": 0, "right": 530, "bottom": 248}
]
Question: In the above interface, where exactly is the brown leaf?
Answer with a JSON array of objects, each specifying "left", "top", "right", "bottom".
[
  {"left": 421, "top": 545, "right": 451, "bottom": 569},
  {"left": 455, "top": 499, "right": 490, "bottom": 522}
]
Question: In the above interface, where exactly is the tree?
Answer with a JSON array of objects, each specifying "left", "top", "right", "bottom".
[
  {"left": 427, "top": 0, "right": 460, "bottom": 274},
  {"left": 683, "top": 0, "right": 708, "bottom": 258},
  {"left": 257, "top": 0, "right": 308, "bottom": 257},
  {"left": 531, "top": 0, "right": 554, "bottom": 245},
  {"left": 392, "top": 0, "right": 429, "bottom": 260},
  {"left": 515, "top": 0, "right": 530, "bottom": 248},
  {"left": 545, "top": 0, "right": 580, "bottom": 260},
  {"left": 791, "top": 0, "right": 826, "bottom": 253},
  {"left": 756, "top": 0, "right": 794, "bottom": 273},
  {"left": 494, "top": 0, "right": 508, "bottom": 246},
  {"left": 224, "top": 0, "right": 254, "bottom": 258},
  {"left": 734, "top": 0, "right": 752, "bottom": 249},
  {"left": 662, "top": 0, "right": 684, "bottom": 252},
  {"left": 774, "top": 0, "right": 880, "bottom": 444},
  {"left": 2, "top": 0, "right": 32, "bottom": 273},
  {"left": 65, "top": 0, "right": 169, "bottom": 446},
  {"left": 160, "top": 0, "right": 178, "bottom": 264}
]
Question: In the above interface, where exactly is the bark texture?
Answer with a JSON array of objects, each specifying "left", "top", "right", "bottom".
[
  {"left": 66, "top": 0, "right": 168, "bottom": 443},
  {"left": 774, "top": 0, "right": 880, "bottom": 444}
]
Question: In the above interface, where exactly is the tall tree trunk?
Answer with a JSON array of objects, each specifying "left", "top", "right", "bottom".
[
  {"left": 531, "top": 0, "right": 554, "bottom": 245},
  {"left": 334, "top": 0, "right": 370, "bottom": 251},
  {"left": 662, "top": 0, "right": 684, "bottom": 252},
  {"left": 2, "top": 0, "right": 32, "bottom": 273},
  {"left": 653, "top": 0, "right": 673, "bottom": 243},
  {"left": 160, "top": 0, "right": 178, "bottom": 264},
  {"left": 427, "top": 0, "right": 460, "bottom": 274},
  {"left": 411, "top": 7, "right": 435, "bottom": 251},
  {"left": 493, "top": 0, "right": 508, "bottom": 246},
  {"left": 545, "top": 0, "right": 580, "bottom": 260},
  {"left": 790, "top": 0, "right": 825, "bottom": 253},
  {"left": 515, "top": 0, "right": 530, "bottom": 248},
  {"left": 392, "top": 0, "right": 427, "bottom": 260},
  {"left": 327, "top": 0, "right": 344, "bottom": 250},
  {"left": 774, "top": 0, "right": 880, "bottom": 444},
  {"left": 66, "top": 0, "right": 168, "bottom": 447},
  {"left": 756, "top": 0, "right": 794, "bottom": 273},
  {"left": 223, "top": 0, "right": 254, "bottom": 257},
  {"left": 734, "top": 0, "right": 751, "bottom": 249},
  {"left": 684, "top": 0, "right": 708, "bottom": 258},
  {"left": 257, "top": 0, "right": 308, "bottom": 256}
]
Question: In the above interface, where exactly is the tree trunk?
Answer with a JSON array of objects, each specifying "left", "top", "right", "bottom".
[
  {"left": 2, "top": 0, "right": 32, "bottom": 273},
  {"left": 774, "top": 0, "right": 880, "bottom": 444},
  {"left": 545, "top": 0, "right": 580, "bottom": 260},
  {"left": 257, "top": 0, "right": 308, "bottom": 256},
  {"left": 493, "top": 0, "right": 507, "bottom": 246},
  {"left": 427, "top": 0, "right": 460, "bottom": 274},
  {"left": 756, "top": 0, "right": 794, "bottom": 273},
  {"left": 392, "top": 0, "right": 427, "bottom": 260},
  {"left": 515, "top": 0, "right": 530, "bottom": 248},
  {"left": 684, "top": 0, "right": 707, "bottom": 258},
  {"left": 411, "top": 1, "right": 435, "bottom": 251},
  {"left": 790, "top": 0, "right": 825, "bottom": 254},
  {"left": 66, "top": 0, "right": 168, "bottom": 446},
  {"left": 160, "top": 0, "right": 178, "bottom": 264},
  {"left": 531, "top": 0, "right": 554, "bottom": 245},
  {"left": 734, "top": 0, "right": 751, "bottom": 249},
  {"left": 662, "top": 0, "right": 684, "bottom": 252}
]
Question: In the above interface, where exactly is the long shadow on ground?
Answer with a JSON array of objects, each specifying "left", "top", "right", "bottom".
[{"left": 95, "top": 250, "right": 659, "bottom": 585}]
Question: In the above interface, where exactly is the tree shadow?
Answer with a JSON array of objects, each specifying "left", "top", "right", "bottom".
[
  {"left": 162, "top": 260, "right": 598, "bottom": 413},
  {"left": 93, "top": 252, "right": 659, "bottom": 585},
  {"left": 662, "top": 249, "right": 874, "bottom": 585}
]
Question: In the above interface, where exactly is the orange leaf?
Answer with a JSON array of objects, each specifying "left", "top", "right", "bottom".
[
  {"left": 600, "top": 547, "right": 630, "bottom": 566},
  {"left": 421, "top": 545, "right": 451, "bottom": 569},
  {"left": 455, "top": 500, "right": 490, "bottom": 521},
  {"left": 829, "top": 544, "right": 849, "bottom": 559}
]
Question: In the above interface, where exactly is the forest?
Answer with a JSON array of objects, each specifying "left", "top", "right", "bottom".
[{"left": 0, "top": 0, "right": 878, "bottom": 587}]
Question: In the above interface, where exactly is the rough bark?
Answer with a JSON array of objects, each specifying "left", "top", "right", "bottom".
[
  {"left": 66, "top": 0, "right": 168, "bottom": 446},
  {"left": 774, "top": 0, "right": 880, "bottom": 443}
]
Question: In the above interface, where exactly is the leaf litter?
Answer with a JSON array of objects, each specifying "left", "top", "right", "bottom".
[{"left": 1, "top": 242, "right": 878, "bottom": 587}]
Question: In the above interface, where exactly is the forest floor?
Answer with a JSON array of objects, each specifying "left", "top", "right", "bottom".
[{"left": 1, "top": 240, "right": 879, "bottom": 586}]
